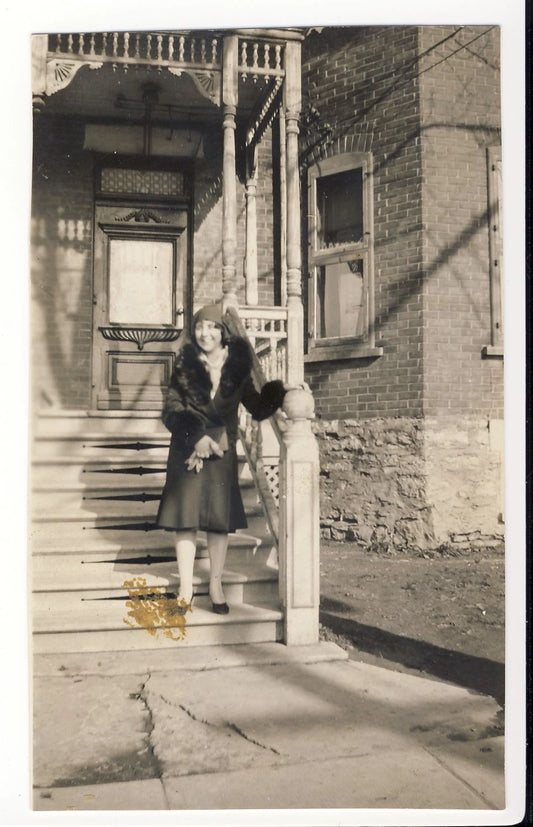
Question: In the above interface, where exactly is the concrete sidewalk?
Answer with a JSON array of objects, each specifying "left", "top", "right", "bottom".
[{"left": 32, "top": 642, "right": 504, "bottom": 812}]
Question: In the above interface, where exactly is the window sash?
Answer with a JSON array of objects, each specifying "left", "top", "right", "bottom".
[{"left": 307, "top": 152, "right": 374, "bottom": 346}]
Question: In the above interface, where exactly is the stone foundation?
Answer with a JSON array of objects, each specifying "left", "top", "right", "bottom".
[{"left": 314, "top": 417, "right": 504, "bottom": 553}]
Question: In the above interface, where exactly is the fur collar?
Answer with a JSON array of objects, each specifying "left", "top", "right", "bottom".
[{"left": 172, "top": 337, "right": 252, "bottom": 405}]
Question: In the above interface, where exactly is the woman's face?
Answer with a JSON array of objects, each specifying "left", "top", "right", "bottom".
[{"left": 194, "top": 320, "right": 223, "bottom": 354}]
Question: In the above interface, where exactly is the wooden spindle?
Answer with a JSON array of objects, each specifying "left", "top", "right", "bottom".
[
  {"left": 201, "top": 39, "right": 206, "bottom": 63},
  {"left": 157, "top": 34, "right": 163, "bottom": 62},
  {"left": 78, "top": 34, "right": 85, "bottom": 56},
  {"left": 190, "top": 38, "right": 195, "bottom": 62},
  {"left": 113, "top": 32, "right": 118, "bottom": 58},
  {"left": 55, "top": 34, "right": 61, "bottom": 54},
  {"left": 67, "top": 34, "right": 73, "bottom": 54},
  {"left": 168, "top": 35, "right": 174, "bottom": 61},
  {"left": 211, "top": 38, "right": 217, "bottom": 64},
  {"left": 124, "top": 32, "right": 130, "bottom": 58},
  {"left": 89, "top": 33, "right": 95, "bottom": 56},
  {"left": 275, "top": 44, "right": 281, "bottom": 71},
  {"left": 147, "top": 34, "right": 153, "bottom": 59},
  {"left": 179, "top": 36, "right": 185, "bottom": 62},
  {"left": 135, "top": 33, "right": 141, "bottom": 60}
]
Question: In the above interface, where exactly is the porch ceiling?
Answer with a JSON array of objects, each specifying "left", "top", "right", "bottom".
[{"left": 38, "top": 63, "right": 221, "bottom": 126}]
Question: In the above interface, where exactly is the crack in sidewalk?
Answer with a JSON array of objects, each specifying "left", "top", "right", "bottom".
[
  {"left": 133, "top": 674, "right": 171, "bottom": 807},
  {"left": 177, "top": 701, "right": 281, "bottom": 754},
  {"left": 227, "top": 722, "right": 281, "bottom": 755}
]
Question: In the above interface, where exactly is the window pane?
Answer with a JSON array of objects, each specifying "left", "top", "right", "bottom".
[
  {"left": 318, "top": 260, "right": 364, "bottom": 338},
  {"left": 109, "top": 239, "right": 173, "bottom": 324},
  {"left": 317, "top": 168, "right": 363, "bottom": 248}
]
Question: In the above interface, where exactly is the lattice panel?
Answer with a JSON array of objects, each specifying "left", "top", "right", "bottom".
[
  {"left": 101, "top": 168, "right": 185, "bottom": 196},
  {"left": 263, "top": 463, "right": 280, "bottom": 506}
]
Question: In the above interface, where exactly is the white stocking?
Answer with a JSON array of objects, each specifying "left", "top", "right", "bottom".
[
  {"left": 207, "top": 532, "right": 229, "bottom": 605},
  {"left": 174, "top": 530, "right": 197, "bottom": 604}
]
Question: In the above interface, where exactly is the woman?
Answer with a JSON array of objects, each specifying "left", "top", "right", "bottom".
[{"left": 156, "top": 304, "right": 286, "bottom": 614}]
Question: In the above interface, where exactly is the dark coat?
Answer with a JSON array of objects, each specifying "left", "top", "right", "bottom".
[{"left": 156, "top": 336, "right": 285, "bottom": 533}]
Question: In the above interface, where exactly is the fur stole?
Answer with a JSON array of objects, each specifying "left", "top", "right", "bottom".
[{"left": 170, "top": 337, "right": 253, "bottom": 406}]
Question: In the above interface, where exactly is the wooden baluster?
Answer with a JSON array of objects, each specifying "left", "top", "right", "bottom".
[
  {"left": 190, "top": 38, "right": 195, "bottom": 63},
  {"left": 179, "top": 36, "right": 185, "bottom": 62},
  {"left": 252, "top": 42, "right": 258, "bottom": 81},
  {"left": 147, "top": 33, "right": 152, "bottom": 59},
  {"left": 89, "top": 32, "right": 95, "bottom": 56},
  {"left": 168, "top": 35, "right": 174, "bottom": 61},
  {"left": 55, "top": 33, "right": 61, "bottom": 54},
  {"left": 157, "top": 34, "right": 163, "bottom": 62},
  {"left": 264, "top": 43, "right": 270, "bottom": 77},
  {"left": 275, "top": 44, "right": 281, "bottom": 72},
  {"left": 67, "top": 34, "right": 73, "bottom": 54},
  {"left": 124, "top": 32, "right": 130, "bottom": 58},
  {"left": 135, "top": 33, "right": 141, "bottom": 61},
  {"left": 77, "top": 34, "right": 85, "bottom": 56},
  {"left": 112, "top": 32, "right": 118, "bottom": 58},
  {"left": 102, "top": 33, "right": 108, "bottom": 56},
  {"left": 211, "top": 38, "right": 217, "bottom": 65},
  {"left": 201, "top": 39, "right": 206, "bottom": 63},
  {"left": 240, "top": 41, "right": 247, "bottom": 80}
]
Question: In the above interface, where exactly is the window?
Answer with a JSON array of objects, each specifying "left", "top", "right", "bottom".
[
  {"left": 483, "top": 146, "right": 503, "bottom": 358},
  {"left": 306, "top": 152, "right": 381, "bottom": 361}
]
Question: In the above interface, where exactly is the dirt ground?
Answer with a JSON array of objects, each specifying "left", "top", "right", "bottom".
[{"left": 318, "top": 542, "right": 505, "bottom": 707}]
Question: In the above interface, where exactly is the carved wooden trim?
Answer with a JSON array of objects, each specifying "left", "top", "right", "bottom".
[
  {"left": 168, "top": 67, "right": 221, "bottom": 105},
  {"left": 46, "top": 58, "right": 102, "bottom": 95},
  {"left": 99, "top": 326, "right": 180, "bottom": 351},
  {"left": 116, "top": 209, "right": 170, "bottom": 224}
]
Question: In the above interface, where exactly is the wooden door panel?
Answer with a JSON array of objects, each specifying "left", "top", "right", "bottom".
[{"left": 92, "top": 203, "right": 188, "bottom": 410}]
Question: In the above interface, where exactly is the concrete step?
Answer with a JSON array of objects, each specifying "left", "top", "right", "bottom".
[
  {"left": 31, "top": 551, "right": 279, "bottom": 596},
  {"left": 33, "top": 595, "right": 283, "bottom": 653},
  {"left": 29, "top": 522, "right": 273, "bottom": 555},
  {"left": 31, "top": 484, "right": 262, "bottom": 520},
  {"left": 34, "top": 410, "right": 167, "bottom": 438},
  {"left": 32, "top": 436, "right": 170, "bottom": 461}
]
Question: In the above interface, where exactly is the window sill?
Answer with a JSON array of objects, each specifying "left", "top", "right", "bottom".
[
  {"left": 305, "top": 343, "right": 383, "bottom": 363},
  {"left": 481, "top": 345, "right": 504, "bottom": 359}
]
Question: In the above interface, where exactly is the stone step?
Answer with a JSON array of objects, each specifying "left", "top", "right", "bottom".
[{"left": 32, "top": 594, "right": 283, "bottom": 653}]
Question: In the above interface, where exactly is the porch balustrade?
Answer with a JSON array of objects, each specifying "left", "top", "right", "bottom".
[{"left": 227, "top": 304, "right": 320, "bottom": 646}]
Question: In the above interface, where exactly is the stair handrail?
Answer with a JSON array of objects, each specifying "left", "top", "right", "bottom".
[{"left": 225, "top": 306, "right": 284, "bottom": 543}]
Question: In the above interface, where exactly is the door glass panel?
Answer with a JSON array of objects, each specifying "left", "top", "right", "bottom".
[
  {"left": 318, "top": 259, "right": 364, "bottom": 338},
  {"left": 109, "top": 238, "right": 173, "bottom": 324}
]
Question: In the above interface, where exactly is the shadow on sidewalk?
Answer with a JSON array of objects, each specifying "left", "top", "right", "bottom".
[{"left": 320, "top": 600, "right": 504, "bottom": 707}]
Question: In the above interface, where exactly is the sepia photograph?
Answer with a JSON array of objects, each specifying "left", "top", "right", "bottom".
[{"left": 4, "top": 2, "right": 524, "bottom": 823}]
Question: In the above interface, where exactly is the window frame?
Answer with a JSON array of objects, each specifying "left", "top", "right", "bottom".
[
  {"left": 306, "top": 151, "right": 382, "bottom": 362},
  {"left": 482, "top": 146, "right": 504, "bottom": 359}
]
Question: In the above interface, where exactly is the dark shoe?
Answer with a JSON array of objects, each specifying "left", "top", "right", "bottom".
[
  {"left": 169, "top": 596, "right": 194, "bottom": 616},
  {"left": 211, "top": 601, "right": 229, "bottom": 615}
]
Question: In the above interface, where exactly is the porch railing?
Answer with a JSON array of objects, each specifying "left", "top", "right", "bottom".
[
  {"left": 227, "top": 305, "right": 320, "bottom": 645},
  {"left": 226, "top": 307, "right": 286, "bottom": 543}
]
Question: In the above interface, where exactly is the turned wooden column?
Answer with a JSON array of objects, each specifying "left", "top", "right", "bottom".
[
  {"left": 283, "top": 40, "right": 304, "bottom": 384},
  {"left": 245, "top": 146, "right": 259, "bottom": 306},
  {"left": 222, "top": 35, "right": 239, "bottom": 308}
]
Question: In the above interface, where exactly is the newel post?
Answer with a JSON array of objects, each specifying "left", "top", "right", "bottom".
[{"left": 279, "top": 388, "right": 320, "bottom": 645}]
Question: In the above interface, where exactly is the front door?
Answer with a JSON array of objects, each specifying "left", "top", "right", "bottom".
[{"left": 92, "top": 202, "right": 189, "bottom": 410}]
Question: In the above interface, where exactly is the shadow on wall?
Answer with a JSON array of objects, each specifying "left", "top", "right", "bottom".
[{"left": 32, "top": 209, "right": 93, "bottom": 409}]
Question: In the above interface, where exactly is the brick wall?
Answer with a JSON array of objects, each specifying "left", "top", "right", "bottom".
[
  {"left": 302, "top": 26, "right": 425, "bottom": 419},
  {"left": 193, "top": 130, "right": 276, "bottom": 308},
  {"left": 418, "top": 25, "right": 503, "bottom": 418},
  {"left": 31, "top": 117, "right": 94, "bottom": 409}
]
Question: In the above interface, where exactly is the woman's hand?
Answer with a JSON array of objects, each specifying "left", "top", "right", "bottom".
[{"left": 193, "top": 435, "right": 224, "bottom": 459}]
